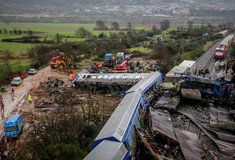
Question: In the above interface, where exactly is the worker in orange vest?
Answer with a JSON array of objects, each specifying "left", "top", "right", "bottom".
[
  {"left": 70, "top": 73, "right": 75, "bottom": 80},
  {"left": 31, "top": 84, "right": 34, "bottom": 90},
  {"left": 21, "top": 74, "right": 24, "bottom": 80},
  {"left": 109, "top": 68, "right": 112, "bottom": 72}
]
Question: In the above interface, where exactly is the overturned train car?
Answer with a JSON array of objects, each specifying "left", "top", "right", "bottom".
[{"left": 84, "top": 72, "right": 164, "bottom": 160}]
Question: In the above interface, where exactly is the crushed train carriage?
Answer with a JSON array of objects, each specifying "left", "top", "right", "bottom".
[{"left": 84, "top": 72, "right": 164, "bottom": 160}]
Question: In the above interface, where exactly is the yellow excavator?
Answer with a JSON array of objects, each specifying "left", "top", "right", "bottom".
[
  {"left": 50, "top": 52, "right": 78, "bottom": 69},
  {"left": 54, "top": 58, "right": 77, "bottom": 69}
]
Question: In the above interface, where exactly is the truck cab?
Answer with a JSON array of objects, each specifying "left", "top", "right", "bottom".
[
  {"left": 116, "top": 52, "right": 125, "bottom": 64},
  {"left": 104, "top": 53, "right": 112, "bottom": 62},
  {"left": 5, "top": 114, "right": 24, "bottom": 140}
]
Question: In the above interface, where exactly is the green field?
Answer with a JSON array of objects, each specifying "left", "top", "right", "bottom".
[
  {"left": 0, "top": 22, "right": 156, "bottom": 77},
  {"left": 0, "top": 22, "right": 154, "bottom": 54}
]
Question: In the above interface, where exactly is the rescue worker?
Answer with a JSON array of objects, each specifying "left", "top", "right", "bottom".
[
  {"left": 1, "top": 101, "right": 4, "bottom": 112},
  {"left": 21, "top": 74, "right": 24, "bottom": 80},
  {"left": 11, "top": 88, "right": 15, "bottom": 96},
  {"left": 28, "top": 94, "right": 32, "bottom": 103},
  {"left": 108, "top": 68, "right": 112, "bottom": 72},
  {"left": 31, "top": 84, "right": 34, "bottom": 90},
  {"left": 202, "top": 68, "right": 206, "bottom": 77},
  {"left": 198, "top": 69, "right": 201, "bottom": 76},
  {"left": 70, "top": 73, "right": 75, "bottom": 81},
  {"left": 195, "top": 69, "right": 199, "bottom": 76}
]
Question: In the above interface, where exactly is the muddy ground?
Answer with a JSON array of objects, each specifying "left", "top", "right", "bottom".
[{"left": 0, "top": 56, "right": 159, "bottom": 158}]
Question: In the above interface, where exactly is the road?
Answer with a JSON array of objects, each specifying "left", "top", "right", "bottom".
[{"left": 0, "top": 66, "right": 60, "bottom": 130}]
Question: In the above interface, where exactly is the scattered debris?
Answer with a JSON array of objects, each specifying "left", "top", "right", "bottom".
[
  {"left": 181, "top": 88, "right": 202, "bottom": 100},
  {"left": 154, "top": 96, "right": 179, "bottom": 111},
  {"left": 46, "top": 77, "right": 64, "bottom": 87},
  {"left": 174, "top": 128, "right": 205, "bottom": 160},
  {"left": 135, "top": 127, "right": 175, "bottom": 160},
  {"left": 150, "top": 109, "right": 177, "bottom": 142},
  {"left": 177, "top": 107, "right": 235, "bottom": 158},
  {"left": 210, "top": 107, "right": 235, "bottom": 131}
]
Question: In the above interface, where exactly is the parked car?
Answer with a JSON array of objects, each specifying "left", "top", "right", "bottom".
[
  {"left": 5, "top": 114, "right": 24, "bottom": 140},
  {"left": 11, "top": 77, "right": 22, "bottom": 86},
  {"left": 28, "top": 69, "right": 37, "bottom": 75}
]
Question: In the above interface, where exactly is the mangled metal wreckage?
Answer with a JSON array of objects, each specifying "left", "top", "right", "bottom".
[{"left": 84, "top": 72, "right": 164, "bottom": 160}]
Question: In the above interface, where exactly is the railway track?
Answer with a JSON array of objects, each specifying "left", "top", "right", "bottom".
[
  {"left": 194, "top": 36, "right": 234, "bottom": 79},
  {"left": 193, "top": 41, "right": 220, "bottom": 74}
]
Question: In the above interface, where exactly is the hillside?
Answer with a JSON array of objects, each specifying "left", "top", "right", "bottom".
[{"left": 0, "top": 0, "right": 234, "bottom": 23}]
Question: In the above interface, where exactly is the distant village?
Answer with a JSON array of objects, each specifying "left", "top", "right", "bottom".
[{"left": 75, "top": 2, "right": 234, "bottom": 17}]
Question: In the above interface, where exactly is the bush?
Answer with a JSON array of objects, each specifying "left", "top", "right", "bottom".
[
  {"left": 98, "top": 49, "right": 107, "bottom": 59},
  {"left": 184, "top": 49, "right": 202, "bottom": 60},
  {"left": 31, "top": 62, "right": 40, "bottom": 69}
]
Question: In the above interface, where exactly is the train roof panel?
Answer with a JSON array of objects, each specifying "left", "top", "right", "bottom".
[
  {"left": 220, "top": 34, "right": 234, "bottom": 46},
  {"left": 165, "top": 66, "right": 189, "bottom": 78},
  {"left": 84, "top": 140, "right": 127, "bottom": 160},
  {"left": 126, "top": 72, "right": 163, "bottom": 95},
  {"left": 94, "top": 92, "right": 141, "bottom": 143},
  {"left": 179, "top": 60, "right": 195, "bottom": 68}
]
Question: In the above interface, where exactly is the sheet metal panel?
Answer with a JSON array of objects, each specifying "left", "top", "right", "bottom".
[
  {"left": 165, "top": 66, "right": 189, "bottom": 78},
  {"left": 94, "top": 92, "right": 141, "bottom": 146},
  {"left": 177, "top": 107, "right": 235, "bottom": 157},
  {"left": 84, "top": 140, "right": 128, "bottom": 160},
  {"left": 150, "top": 109, "right": 177, "bottom": 141},
  {"left": 179, "top": 60, "right": 195, "bottom": 68},
  {"left": 175, "top": 129, "right": 205, "bottom": 160}
]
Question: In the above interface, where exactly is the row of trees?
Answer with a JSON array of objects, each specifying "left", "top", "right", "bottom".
[
  {"left": 94, "top": 19, "right": 170, "bottom": 31},
  {"left": 0, "top": 28, "right": 34, "bottom": 36}
]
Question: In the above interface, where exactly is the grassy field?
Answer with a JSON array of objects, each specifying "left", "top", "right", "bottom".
[
  {"left": 0, "top": 22, "right": 174, "bottom": 79},
  {"left": 0, "top": 22, "right": 154, "bottom": 54},
  {"left": 128, "top": 47, "right": 152, "bottom": 54}
]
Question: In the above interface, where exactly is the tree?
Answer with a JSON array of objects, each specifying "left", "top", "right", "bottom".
[
  {"left": 187, "top": 20, "right": 193, "bottom": 30},
  {"left": 27, "top": 29, "right": 33, "bottom": 37},
  {"left": 55, "top": 33, "right": 63, "bottom": 43},
  {"left": 152, "top": 25, "right": 161, "bottom": 35},
  {"left": 3, "top": 28, "right": 7, "bottom": 34},
  {"left": 160, "top": 19, "right": 170, "bottom": 31},
  {"left": 18, "top": 29, "right": 22, "bottom": 35},
  {"left": 127, "top": 22, "right": 132, "bottom": 31},
  {"left": 111, "top": 22, "right": 119, "bottom": 30},
  {"left": 94, "top": 20, "right": 108, "bottom": 30},
  {"left": 13, "top": 28, "right": 17, "bottom": 34},
  {"left": 75, "top": 27, "right": 91, "bottom": 38}
]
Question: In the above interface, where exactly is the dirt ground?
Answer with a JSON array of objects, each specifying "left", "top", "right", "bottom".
[{"left": 0, "top": 66, "right": 121, "bottom": 155}]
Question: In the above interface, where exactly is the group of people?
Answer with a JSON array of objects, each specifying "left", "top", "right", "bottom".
[
  {"left": 195, "top": 68, "right": 209, "bottom": 77},
  {"left": 1, "top": 75, "right": 34, "bottom": 113}
]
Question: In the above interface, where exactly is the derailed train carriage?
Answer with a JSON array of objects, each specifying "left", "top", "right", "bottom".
[{"left": 84, "top": 72, "right": 164, "bottom": 160}]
